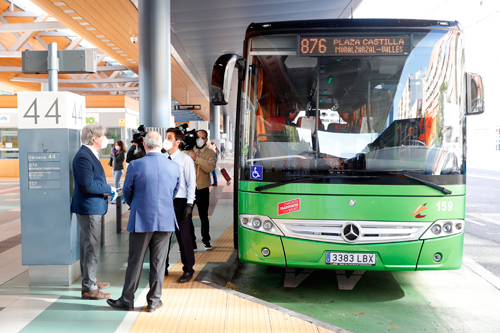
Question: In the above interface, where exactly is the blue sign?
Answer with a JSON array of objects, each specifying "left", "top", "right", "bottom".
[{"left": 250, "top": 165, "right": 263, "bottom": 180}]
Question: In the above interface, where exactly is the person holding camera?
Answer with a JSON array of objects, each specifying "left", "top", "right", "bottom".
[
  {"left": 164, "top": 128, "right": 197, "bottom": 282},
  {"left": 188, "top": 129, "right": 217, "bottom": 250},
  {"left": 126, "top": 127, "right": 147, "bottom": 163}
]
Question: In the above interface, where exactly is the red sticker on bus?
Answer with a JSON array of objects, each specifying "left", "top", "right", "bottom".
[{"left": 278, "top": 199, "right": 301, "bottom": 215}]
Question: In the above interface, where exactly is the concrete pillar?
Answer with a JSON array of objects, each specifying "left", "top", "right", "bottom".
[
  {"left": 210, "top": 104, "right": 221, "bottom": 140},
  {"left": 229, "top": 121, "right": 233, "bottom": 142},
  {"left": 139, "top": 0, "right": 171, "bottom": 127},
  {"left": 224, "top": 115, "right": 229, "bottom": 137}
]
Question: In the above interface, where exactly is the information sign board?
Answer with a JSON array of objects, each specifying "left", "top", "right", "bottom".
[{"left": 18, "top": 92, "right": 86, "bottom": 130}]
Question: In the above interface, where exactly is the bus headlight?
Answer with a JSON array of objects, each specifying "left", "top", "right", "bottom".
[
  {"left": 431, "top": 224, "right": 442, "bottom": 234},
  {"left": 263, "top": 220, "right": 273, "bottom": 230},
  {"left": 420, "top": 220, "right": 464, "bottom": 240},
  {"left": 239, "top": 214, "right": 284, "bottom": 236}
]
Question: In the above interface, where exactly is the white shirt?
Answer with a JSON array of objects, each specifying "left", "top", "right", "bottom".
[
  {"left": 167, "top": 149, "right": 196, "bottom": 204},
  {"left": 83, "top": 144, "right": 99, "bottom": 160}
]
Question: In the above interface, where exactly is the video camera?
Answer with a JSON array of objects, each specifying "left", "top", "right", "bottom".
[
  {"left": 132, "top": 125, "right": 147, "bottom": 145},
  {"left": 130, "top": 125, "right": 148, "bottom": 158},
  {"left": 177, "top": 123, "right": 197, "bottom": 151}
]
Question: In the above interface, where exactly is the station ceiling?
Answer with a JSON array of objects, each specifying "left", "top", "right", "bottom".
[{"left": 1, "top": 0, "right": 360, "bottom": 125}]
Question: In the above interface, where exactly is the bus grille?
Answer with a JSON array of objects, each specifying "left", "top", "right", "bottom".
[{"left": 273, "top": 219, "right": 430, "bottom": 244}]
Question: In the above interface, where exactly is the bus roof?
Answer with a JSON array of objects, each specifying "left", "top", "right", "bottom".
[{"left": 245, "top": 19, "right": 461, "bottom": 39}]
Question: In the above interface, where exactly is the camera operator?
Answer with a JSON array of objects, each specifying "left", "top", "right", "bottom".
[{"left": 126, "top": 126, "right": 147, "bottom": 163}]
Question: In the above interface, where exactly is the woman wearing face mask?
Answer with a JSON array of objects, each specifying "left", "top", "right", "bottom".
[{"left": 109, "top": 140, "right": 127, "bottom": 204}]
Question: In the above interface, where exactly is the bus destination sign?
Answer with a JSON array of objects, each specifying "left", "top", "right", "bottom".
[{"left": 298, "top": 36, "right": 411, "bottom": 56}]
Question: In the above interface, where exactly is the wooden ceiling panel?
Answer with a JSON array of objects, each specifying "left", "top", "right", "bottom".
[
  {"left": 31, "top": 0, "right": 139, "bottom": 73},
  {"left": 1, "top": 0, "right": 210, "bottom": 121}
]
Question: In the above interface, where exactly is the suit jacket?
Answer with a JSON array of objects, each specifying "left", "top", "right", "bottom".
[
  {"left": 123, "top": 151, "right": 181, "bottom": 233},
  {"left": 71, "top": 146, "right": 112, "bottom": 215}
]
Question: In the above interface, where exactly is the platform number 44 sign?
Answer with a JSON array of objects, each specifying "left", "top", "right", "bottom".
[
  {"left": 18, "top": 92, "right": 85, "bottom": 130},
  {"left": 23, "top": 98, "right": 61, "bottom": 125}
]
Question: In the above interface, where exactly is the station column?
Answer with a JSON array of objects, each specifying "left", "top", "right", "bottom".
[
  {"left": 139, "top": 0, "right": 171, "bottom": 128},
  {"left": 210, "top": 104, "right": 221, "bottom": 141}
]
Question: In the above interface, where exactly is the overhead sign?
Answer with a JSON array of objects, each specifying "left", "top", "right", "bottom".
[
  {"left": 22, "top": 49, "right": 97, "bottom": 74},
  {"left": 174, "top": 104, "right": 201, "bottom": 110},
  {"left": 298, "top": 36, "right": 411, "bottom": 56}
]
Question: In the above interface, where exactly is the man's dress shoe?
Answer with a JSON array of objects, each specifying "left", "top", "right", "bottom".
[
  {"left": 107, "top": 298, "right": 134, "bottom": 311},
  {"left": 147, "top": 300, "right": 163, "bottom": 312},
  {"left": 177, "top": 271, "right": 194, "bottom": 283}
]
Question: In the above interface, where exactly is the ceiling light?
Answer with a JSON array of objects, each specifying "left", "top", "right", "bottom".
[
  {"left": 130, "top": 61, "right": 137, "bottom": 63},
  {"left": 112, "top": 47, "right": 120, "bottom": 50},
  {"left": 101, "top": 39, "right": 110, "bottom": 42},
  {"left": 126, "top": 59, "right": 133, "bottom": 61},
  {"left": 96, "top": 35, "right": 105, "bottom": 38},
  {"left": 116, "top": 50, "right": 124, "bottom": 53},
  {"left": 63, "top": 10, "right": 74, "bottom": 13},
  {"left": 86, "top": 28, "right": 96, "bottom": 31},
  {"left": 54, "top": 2, "right": 66, "bottom": 6},
  {"left": 107, "top": 43, "right": 115, "bottom": 46},
  {"left": 72, "top": 16, "right": 83, "bottom": 20},
  {"left": 120, "top": 54, "right": 128, "bottom": 56},
  {"left": 80, "top": 22, "right": 89, "bottom": 25}
]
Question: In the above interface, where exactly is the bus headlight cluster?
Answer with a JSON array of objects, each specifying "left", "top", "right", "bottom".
[
  {"left": 239, "top": 214, "right": 284, "bottom": 236},
  {"left": 420, "top": 220, "right": 464, "bottom": 240}
]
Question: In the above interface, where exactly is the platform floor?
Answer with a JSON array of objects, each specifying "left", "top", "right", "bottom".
[{"left": 0, "top": 157, "right": 344, "bottom": 333}]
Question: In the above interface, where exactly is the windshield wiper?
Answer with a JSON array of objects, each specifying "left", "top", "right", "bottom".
[
  {"left": 343, "top": 169, "right": 453, "bottom": 195},
  {"left": 400, "top": 172, "right": 452, "bottom": 195},
  {"left": 254, "top": 174, "right": 379, "bottom": 192}
]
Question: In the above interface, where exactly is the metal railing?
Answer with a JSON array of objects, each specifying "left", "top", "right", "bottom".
[{"left": 101, "top": 187, "right": 124, "bottom": 248}]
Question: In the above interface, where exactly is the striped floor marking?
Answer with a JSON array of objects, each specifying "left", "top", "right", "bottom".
[{"left": 129, "top": 226, "right": 338, "bottom": 333}]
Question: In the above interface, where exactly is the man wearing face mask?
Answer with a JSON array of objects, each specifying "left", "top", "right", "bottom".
[
  {"left": 164, "top": 128, "right": 196, "bottom": 282},
  {"left": 71, "top": 123, "right": 115, "bottom": 300},
  {"left": 188, "top": 129, "right": 217, "bottom": 249}
]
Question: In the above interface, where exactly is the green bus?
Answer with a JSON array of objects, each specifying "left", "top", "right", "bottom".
[{"left": 211, "top": 19, "right": 484, "bottom": 271}]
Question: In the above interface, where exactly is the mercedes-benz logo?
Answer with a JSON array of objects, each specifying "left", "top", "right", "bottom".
[{"left": 341, "top": 222, "right": 361, "bottom": 242}]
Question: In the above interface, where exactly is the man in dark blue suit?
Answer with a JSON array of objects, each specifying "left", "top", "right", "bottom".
[
  {"left": 107, "top": 131, "right": 181, "bottom": 312},
  {"left": 71, "top": 123, "right": 114, "bottom": 300}
]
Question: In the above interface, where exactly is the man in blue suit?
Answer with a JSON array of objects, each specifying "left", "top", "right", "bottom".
[
  {"left": 71, "top": 123, "right": 114, "bottom": 300},
  {"left": 107, "top": 131, "right": 181, "bottom": 312}
]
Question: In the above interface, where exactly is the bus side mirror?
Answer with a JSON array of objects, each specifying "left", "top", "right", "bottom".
[
  {"left": 466, "top": 73, "right": 484, "bottom": 115},
  {"left": 211, "top": 54, "right": 241, "bottom": 105}
]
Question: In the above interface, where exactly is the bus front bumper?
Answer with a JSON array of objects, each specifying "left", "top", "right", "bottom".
[{"left": 238, "top": 227, "right": 463, "bottom": 271}]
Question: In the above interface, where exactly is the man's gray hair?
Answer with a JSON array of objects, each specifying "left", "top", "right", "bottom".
[
  {"left": 81, "top": 123, "right": 106, "bottom": 145},
  {"left": 144, "top": 131, "right": 163, "bottom": 149}
]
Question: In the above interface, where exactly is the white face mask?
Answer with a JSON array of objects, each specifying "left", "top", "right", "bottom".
[
  {"left": 163, "top": 139, "right": 173, "bottom": 150},
  {"left": 196, "top": 138, "right": 205, "bottom": 148},
  {"left": 98, "top": 136, "right": 109, "bottom": 150},
  {"left": 115, "top": 145, "right": 119, "bottom": 150}
]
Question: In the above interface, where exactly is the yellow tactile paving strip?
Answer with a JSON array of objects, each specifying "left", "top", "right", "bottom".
[{"left": 130, "top": 226, "right": 337, "bottom": 333}]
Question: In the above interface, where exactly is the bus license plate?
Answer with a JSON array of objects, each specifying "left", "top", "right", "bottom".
[{"left": 326, "top": 252, "right": 376, "bottom": 266}]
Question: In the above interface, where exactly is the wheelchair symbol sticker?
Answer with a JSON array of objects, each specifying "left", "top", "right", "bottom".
[{"left": 250, "top": 165, "right": 263, "bottom": 180}]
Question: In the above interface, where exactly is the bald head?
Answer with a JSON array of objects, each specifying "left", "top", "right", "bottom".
[{"left": 144, "top": 131, "right": 163, "bottom": 152}]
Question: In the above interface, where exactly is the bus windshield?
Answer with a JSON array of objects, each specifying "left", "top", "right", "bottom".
[{"left": 240, "top": 30, "right": 465, "bottom": 183}]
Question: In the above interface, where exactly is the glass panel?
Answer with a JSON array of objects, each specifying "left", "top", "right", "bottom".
[
  {"left": 0, "top": 128, "right": 19, "bottom": 159},
  {"left": 102, "top": 127, "right": 122, "bottom": 159},
  {"left": 240, "top": 30, "right": 464, "bottom": 183}
]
